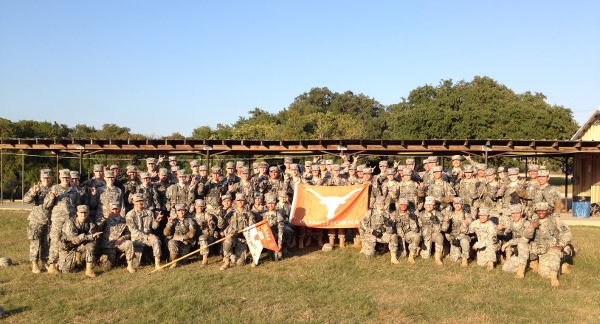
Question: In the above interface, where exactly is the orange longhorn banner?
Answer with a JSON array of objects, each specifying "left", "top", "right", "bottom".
[{"left": 290, "top": 184, "right": 369, "bottom": 228}]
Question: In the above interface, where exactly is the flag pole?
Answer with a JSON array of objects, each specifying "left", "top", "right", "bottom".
[{"left": 147, "top": 219, "right": 268, "bottom": 275}]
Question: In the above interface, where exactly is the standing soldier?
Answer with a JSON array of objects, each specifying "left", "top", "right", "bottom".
[
  {"left": 154, "top": 168, "right": 171, "bottom": 212},
  {"left": 265, "top": 166, "right": 285, "bottom": 197},
  {"left": 303, "top": 166, "right": 325, "bottom": 247},
  {"left": 24, "top": 169, "right": 53, "bottom": 274},
  {"left": 122, "top": 166, "right": 140, "bottom": 213},
  {"left": 481, "top": 168, "right": 501, "bottom": 217},
  {"left": 498, "top": 204, "right": 535, "bottom": 279},
  {"left": 82, "top": 164, "right": 106, "bottom": 216},
  {"left": 44, "top": 169, "right": 80, "bottom": 274},
  {"left": 59, "top": 205, "right": 102, "bottom": 277},
  {"left": 359, "top": 196, "right": 399, "bottom": 264},
  {"left": 456, "top": 164, "right": 483, "bottom": 214},
  {"left": 398, "top": 168, "right": 420, "bottom": 212},
  {"left": 126, "top": 194, "right": 164, "bottom": 270},
  {"left": 164, "top": 204, "right": 196, "bottom": 268},
  {"left": 372, "top": 160, "right": 389, "bottom": 188},
  {"left": 165, "top": 169, "right": 194, "bottom": 216},
  {"left": 394, "top": 198, "right": 421, "bottom": 264},
  {"left": 469, "top": 207, "right": 499, "bottom": 270},
  {"left": 323, "top": 164, "right": 349, "bottom": 248},
  {"left": 224, "top": 161, "right": 241, "bottom": 186},
  {"left": 422, "top": 165, "right": 455, "bottom": 213},
  {"left": 135, "top": 172, "right": 160, "bottom": 212},
  {"left": 96, "top": 202, "right": 135, "bottom": 273},
  {"left": 110, "top": 164, "right": 124, "bottom": 191},
  {"left": 69, "top": 171, "right": 88, "bottom": 207},
  {"left": 497, "top": 168, "right": 525, "bottom": 211},
  {"left": 446, "top": 197, "right": 473, "bottom": 267},
  {"left": 229, "top": 167, "right": 255, "bottom": 206},
  {"left": 193, "top": 199, "right": 219, "bottom": 266},
  {"left": 218, "top": 193, "right": 253, "bottom": 270},
  {"left": 345, "top": 164, "right": 360, "bottom": 185},
  {"left": 146, "top": 157, "right": 159, "bottom": 182},
  {"left": 381, "top": 168, "right": 400, "bottom": 212},
  {"left": 447, "top": 155, "right": 464, "bottom": 190},
  {"left": 90, "top": 170, "right": 125, "bottom": 222},
  {"left": 418, "top": 196, "right": 449, "bottom": 265},
  {"left": 262, "top": 194, "right": 286, "bottom": 261},
  {"left": 204, "top": 166, "right": 228, "bottom": 214}
]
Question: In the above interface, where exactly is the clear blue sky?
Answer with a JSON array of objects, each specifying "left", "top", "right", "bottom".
[{"left": 1, "top": 1, "right": 599, "bottom": 138}]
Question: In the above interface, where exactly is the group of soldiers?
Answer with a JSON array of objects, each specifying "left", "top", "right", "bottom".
[{"left": 24, "top": 154, "right": 574, "bottom": 286}]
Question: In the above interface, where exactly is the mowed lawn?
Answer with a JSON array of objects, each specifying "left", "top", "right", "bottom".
[{"left": 1, "top": 210, "right": 599, "bottom": 323}]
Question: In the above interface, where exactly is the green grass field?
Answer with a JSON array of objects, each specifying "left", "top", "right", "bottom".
[{"left": 1, "top": 210, "right": 599, "bottom": 323}]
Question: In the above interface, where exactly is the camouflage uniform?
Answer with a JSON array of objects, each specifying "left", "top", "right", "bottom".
[
  {"left": 530, "top": 203, "right": 572, "bottom": 281},
  {"left": 24, "top": 180, "right": 51, "bottom": 263},
  {"left": 447, "top": 209, "right": 473, "bottom": 263},
  {"left": 262, "top": 204, "right": 286, "bottom": 260},
  {"left": 359, "top": 207, "right": 398, "bottom": 260},
  {"left": 165, "top": 182, "right": 194, "bottom": 215},
  {"left": 134, "top": 182, "right": 160, "bottom": 212},
  {"left": 90, "top": 185, "right": 125, "bottom": 222},
  {"left": 121, "top": 177, "right": 140, "bottom": 213},
  {"left": 393, "top": 205, "right": 421, "bottom": 258},
  {"left": 398, "top": 170, "right": 420, "bottom": 211},
  {"left": 96, "top": 211, "right": 134, "bottom": 269},
  {"left": 164, "top": 210, "right": 196, "bottom": 261},
  {"left": 417, "top": 203, "right": 449, "bottom": 259},
  {"left": 194, "top": 209, "right": 219, "bottom": 257},
  {"left": 468, "top": 209, "right": 499, "bottom": 267},
  {"left": 456, "top": 166, "right": 484, "bottom": 214},
  {"left": 44, "top": 180, "right": 82, "bottom": 263},
  {"left": 499, "top": 211, "right": 535, "bottom": 273},
  {"left": 126, "top": 208, "right": 162, "bottom": 259},
  {"left": 219, "top": 205, "right": 253, "bottom": 266},
  {"left": 381, "top": 171, "right": 400, "bottom": 212},
  {"left": 59, "top": 215, "right": 98, "bottom": 273}
]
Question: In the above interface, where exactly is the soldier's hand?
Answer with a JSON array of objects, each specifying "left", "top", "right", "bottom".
[
  {"left": 372, "top": 230, "right": 383, "bottom": 238},
  {"left": 518, "top": 178, "right": 526, "bottom": 186},
  {"left": 501, "top": 242, "right": 508, "bottom": 252},
  {"left": 531, "top": 221, "right": 539, "bottom": 228},
  {"left": 33, "top": 184, "right": 40, "bottom": 192},
  {"left": 443, "top": 215, "right": 449, "bottom": 222},
  {"left": 496, "top": 224, "right": 504, "bottom": 231},
  {"left": 90, "top": 186, "right": 97, "bottom": 196},
  {"left": 158, "top": 155, "right": 165, "bottom": 163},
  {"left": 156, "top": 211, "right": 164, "bottom": 221},
  {"left": 551, "top": 246, "right": 563, "bottom": 251},
  {"left": 114, "top": 237, "right": 123, "bottom": 247},
  {"left": 93, "top": 232, "right": 103, "bottom": 239}
]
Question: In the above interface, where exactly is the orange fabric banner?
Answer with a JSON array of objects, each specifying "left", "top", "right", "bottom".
[{"left": 290, "top": 184, "right": 368, "bottom": 228}]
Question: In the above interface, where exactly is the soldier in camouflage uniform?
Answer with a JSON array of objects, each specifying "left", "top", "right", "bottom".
[
  {"left": 203, "top": 166, "right": 228, "bottom": 214},
  {"left": 145, "top": 157, "right": 159, "bottom": 182},
  {"left": 481, "top": 168, "right": 501, "bottom": 218},
  {"left": 323, "top": 164, "right": 350, "bottom": 247},
  {"left": 498, "top": 204, "right": 535, "bottom": 279},
  {"left": 223, "top": 161, "right": 241, "bottom": 188},
  {"left": 456, "top": 164, "right": 484, "bottom": 215},
  {"left": 90, "top": 170, "right": 125, "bottom": 223},
  {"left": 262, "top": 194, "right": 286, "bottom": 261},
  {"left": 250, "top": 192, "right": 267, "bottom": 223},
  {"left": 446, "top": 155, "right": 464, "bottom": 191},
  {"left": 418, "top": 196, "right": 449, "bottom": 265},
  {"left": 529, "top": 202, "right": 572, "bottom": 287},
  {"left": 302, "top": 167, "right": 325, "bottom": 247},
  {"left": 59, "top": 205, "right": 101, "bottom": 277},
  {"left": 164, "top": 204, "right": 196, "bottom": 268},
  {"left": 398, "top": 168, "right": 420, "bottom": 212},
  {"left": 518, "top": 164, "right": 540, "bottom": 218},
  {"left": 496, "top": 168, "right": 525, "bottom": 211},
  {"left": 381, "top": 168, "right": 400, "bottom": 212},
  {"left": 519, "top": 169, "right": 564, "bottom": 218},
  {"left": 372, "top": 160, "right": 389, "bottom": 188},
  {"left": 219, "top": 193, "right": 253, "bottom": 270},
  {"left": 81, "top": 164, "right": 106, "bottom": 216},
  {"left": 44, "top": 169, "right": 80, "bottom": 274},
  {"left": 135, "top": 172, "right": 160, "bottom": 212},
  {"left": 229, "top": 167, "right": 255, "bottom": 206},
  {"left": 265, "top": 166, "right": 286, "bottom": 197},
  {"left": 446, "top": 197, "right": 473, "bottom": 267},
  {"left": 126, "top": 194, "right": 164, "bottom": 270},
  {"left": 359, "top": 196, "right": 399, "bottom": 264},
  {"left": 69, "top": 171, "right": 89, "bottom": 207},
  {"left": 345, "top": 164, "right": 360, "bottom": 185},
  {"left": 468, "top": 207, "right": 499, "bottom": 270},
  {"left": 154, "top": 168, "right": 171, "bottom": 212},
  {"left": 193, "top": 199, "right": 219, "bottom": 266},
  {"left": 24, "top": 169, "right": 53, "bottom": 273},
  {"left": 165, "top": 169, "right": 194, "bottom": 216},
  {"left": 393, "top": 198, "right": 421, "bottom": 264},
  {"left": 96, "top": 202, "right": 135, "bottom": 273},
  {"left": 421, "top": 165, "right": 456, "bottom": 213},
  {"left": 121, "top": 165, "right": 140, "bottom": 213}
]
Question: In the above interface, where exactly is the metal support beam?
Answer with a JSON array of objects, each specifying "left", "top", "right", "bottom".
[{"left": 21, "top": 152, "right": 25, "bottom": 205}]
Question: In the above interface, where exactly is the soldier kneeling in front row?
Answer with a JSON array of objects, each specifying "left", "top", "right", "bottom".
[
  {"left": 96, "top": 202, "right": 135, "bottom": 273},
  {"left": 60, "top": 205, "right": 102, "bottom": 277},
  {"left": 360, "top": 196, "right": 399, "bottom": 264}
]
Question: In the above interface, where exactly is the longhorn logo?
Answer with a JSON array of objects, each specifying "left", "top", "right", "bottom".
[{"left": 304, "top": 188, "right": 363, "bottom": 219}]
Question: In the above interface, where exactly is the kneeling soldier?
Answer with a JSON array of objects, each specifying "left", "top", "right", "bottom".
[
  {"left": 360, "top": 196, "right": 399, "bottom": 264},
  {"left": 97, "top": 202, "right": 135, "bottom": 273},
  {"left": 164, "top": 204, "right": 196, "bottom": 268},
  {"left": 60, "top": 205, "right": 102, "bottom": 277}
]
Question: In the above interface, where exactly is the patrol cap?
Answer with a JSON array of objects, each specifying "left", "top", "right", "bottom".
[
  {"left": 131, "top": 193, "right": 144, "bottom": 201},
  {"left": 428, "top": 156, "right": 438, "bottom": 163},
  {"left": 77, "top": 205, "right": 89, "bottom": 213},
  {"left": 170, "top": 166, "right": 180, "bottom": 172},
  {"left": 476, "top": 163, "right": 487, "bottom": 171},
  {"left": 195, "top": 199, "right": 206, "bottom": 206},
  {"left": 356, "top": 165, "right": 365, "bottom": 172},
  {"left": 348, "top": 164, "right": 356, "bottom": 170},
  {"left": 386, "top": 168, "right": 396, "bottom": 175},
  {"left": 304, "top": 161, "right": 313, "bottom": 167},
  {"left": 109, "top": 164, "right": 119, "bottom": 170},
  {"left": 405, "top": 158, "right": 415, "bottom": 165},
  {"left": 159, "top": 168, "right": 169, "bottom": 176},
  {"left": 311, "top": 167, "right": 320, "bottom": 173},
  {"left": 189, "top": 160, "right": 199, "bottom": 167},
  {"left": 109, "top": 202, "right": 121, "bottom": 209},
  {"left": 278, "top": 190, "right": 287, "bottom": 197},
  {"left": 402, "top": 168, "right": 413, "bottom": 176},
  {"left": 379, "top": 161, "right": 388, "bottom": 167},
  {"left": 104, "top": 171, "right": 115, "bottom": 178},
  {"left": 59, "top": 169, "right": 70, "bottom": 178},
  {"left": 265, "top": 194, "right": 277, "bottom": 204},
  {"left": 198, "top": 165, "right": 208, "bottom": 171},
  {"left": 535, "top": 202, "right": 550, "bottom": 211},
  {"left": 538, "top": 169, "right": 550, "bottom": 177},
  {"left": 93, "top": 164, "right": 104, "bottom": 172},
  {"left": 211, "top": 166, "right": 222, "bottom": 174},
  {"left": 240, "top": 167, "right": 249, "bottom": 174},
  {"left": 528, "top": 164, "right": 540, "bottom": 172},
  {"left": 146, "top": 157, "right": 157, "bottom": 164},
  {"left": 331, "top": 164, "right": 341, "bottom": 171},
  {"left": 176, "top": 169, "right": 187, "bottom": 177},
  {"left": 70, "top": 171, "right": 80, "bottom": 179},
  {"left": 375, "top": 196, "right": 385, "bottom": 205},
  {"left": 508, "top": 168, "right": 520, "bottom": 175},
  {"left": 509, "top": 204, "right": 522, "bottom": 214},
  {"left": 319, "top": 160, "right": 326, "bottom": 165},
  {"left": 463, "top": 164, "right": 474, "bottom": 173},
  {"left": 253, "top": 192, "right": 264, "bottom": 199},
  {"left": 326, "top": 160, "right": 333, "bottom": 165},
  {"left": 362, "top": 168, "right": 373, "bottom": 174},
  {"left": 235, "top": 193, "right": 246, "bottom": 201},
  {"left": 252, "top": 162, "right": 259, "bottom": 169},
  {"left": 497, "top": 166, "right": 506, "bottom": 172},
  {"left": 175, "top": 203, "right": 186, "bottom": 211},
  {"left": 226, "top": 161, "right": 235, "bottom": 169},
  {"left": 236, "top": 161, "right": 245, "bottom": 168},
  {"left": 398, "top": 198, "right": 408, "bottom": 205},
  {"left": 432, "top": 165, "right": 443, "bottom": 172},
  {"left": 221, "top": 194, "right": 232, "bottom": 201},
  {"left": 289, "top": 164, "right": 299, "bottom": 171},
  {"left": 453, "top": 197, "right": 464, "bottom": 205},
  {"left": 284, "top": 157, "right": 293, "bottom": 164},
  {"left": 269, "top": 166, "right": 279, "bottom": 172},
  {"left": 139, "top": 172, "right": 150, "bottom": 179},
  {"left": 451, "top": 155, "right": 461, "bottom": 161},
  {"left": 259, "top": 162, "right": 269, "bottom": 168},
  {"left": 40, "top": 169, "right": 52, "bottom": 178},
  {"left": 478, "top": 207, "right": 491, "bottom": 216},
  {"left": 168, "top": 156, "right": 177, "bottom": 162},
  {"left": 126, "top": 165, "right": 137, "bottom": 173},
  {"left": 485, "top": 168, "right": 496, "bottom": 176},
  {"left": 424, "top": 196, "right": 436, "bottom": 205}
]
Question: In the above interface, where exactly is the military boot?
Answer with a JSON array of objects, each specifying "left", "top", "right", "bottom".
[
  {"left": 505, "top": 249, "right": 513, "bottom": 260},
  {"left": 486, "top": 261, "right": 494, "bottom": 271},
  {"left": 127, "top": 260, "right": 136, "bottom": 273},
  {"left": 220, "top": 257, "right": 230, "bottom": 271},
  {"left": 353, "top": 236, "right": 361, "bottom": 248},
  {"left": 515, "top": 265, "right": 525, "bottom": 279},
  {"left": 154, "top": 257, "right": 162, "bottom": 270},
  {"left": 31, "top": 261, "right": 41, "bottom": 274},
  {"left": 47, "top": 263, "right": 60, "bottom": 275},
  {"left": 298, "top": 237, "right": 304, "bottom": 249},
  {"left": 169, "top": 253, "right": 178, "bottom": 269},
  {"left": 434, "top": 252, "right": 443, "bottom": 266},
  {"left": 75, "top": 252, "right": 82, "bottom": 266},
  {"left": 390, "top": 253, "right": 400, "bottom": 265},
  {"left": 339, "top": 235, "right": 345, "bottom": 248},
  {"left": 550, "top": 271, "right": 559, "bottom": 287},
  {"left": 39, "top": 262, "right": 47, "bottom": 272},
  {"left": 561, "top": 262, "right": 571, "bottom": 274},
  {"left": 85, "top": 263, "right": 97, "bottom": 278},
  {"left": 407, "top": 251, "right": 416, "bottom": 265},
  {"left": 201, "top": 254, "right": 209, "bottom": 267},
  {"left": 529, "top": 260, "right": 539, "bottom": 273},
  {"left": 329, "top": 236, "right": 335, "bottom": 246},
  {"left": 461, "top": 258, "right": 468, "bottom": 267}
]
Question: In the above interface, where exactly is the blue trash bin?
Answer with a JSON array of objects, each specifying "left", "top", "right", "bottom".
[{"left": 572, "top": 196, "right": 591, "bottom": 218}]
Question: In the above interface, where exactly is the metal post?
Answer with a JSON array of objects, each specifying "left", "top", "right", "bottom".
[
  {"left": 21, "top": 152, "right": 25, "bottom": 205},
  {"left": 56, "top": 153, "right": 60, "bottom": 183},
  {"left": 0, "top": 149, "right": 3, "bottom": 205},
  {"left": 79, "top": 149, "right": 83, "bottom": 175},
  {"left": 206, "top": 151, "right": 211, "bottom": 168},
  {"left": 564, "top": 157, "right": 569, "bottom": 211}
]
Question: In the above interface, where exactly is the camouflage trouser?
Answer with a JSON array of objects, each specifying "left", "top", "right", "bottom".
[
  {"left": 475, "top": 244, "right": 498, "bottom": 266},
  {"left": 222, "top": 236, "right": 247, "bottom": 266},
  {"left": 98, "top": 241, "right": 134, "bottom": 269},
  {"left": 134, "top": 236, "right": 162, "bottom": 258},
  {"left": 502, "top": 242, "right": 530, "bottom": 273},
  {"left": 198, "top": 234, "right": 216, "bottom": 256},
  {"left": 59, "top": 242, "right": 95, "bottom": 273},
  {"left": 449, "top": 236, "right": 471, "bottom": 262},
  {"left": 538, "top": 249, "right": 562, "bottom": 278},
  {"left": 404, "top": 231, "right": 421, "bottom": 253},
  {"left": 27, "top": 222, "right": 49, "bottom": 262},
  {"left": 48, "top": 216, "right": 69, "bottom": 264},
  {"left": 420, "top": 232, "right": 444, "bottom": 258},
  {"left": 167, "top": 240, "right": 192, "bottom": 257},
  {"left": 360, "top": 232, "right": 398, "bottom": 258}
]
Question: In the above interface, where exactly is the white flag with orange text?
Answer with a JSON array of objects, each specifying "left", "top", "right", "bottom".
[{"left": 243, "top": 220, "right": 280, "bottom": 265}]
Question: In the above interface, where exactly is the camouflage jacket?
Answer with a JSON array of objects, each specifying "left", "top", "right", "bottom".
[
  {"left": 43, "top": 184, "right": 79, "bottom": 220},
  {"left": 468, "top": 220, "right": 498, "bottom": 249},
  {"left": 126, "top": 208, "right": 160, "bottom": 243},
  {"left": 96, "top": 215, "right": 131, "bottom": 249},
  {"left": 90, "top": 185, "right": 125, "bottom": 222},
  {"left": 24, "top": 185, "right": 52, "bottom": 224}
]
